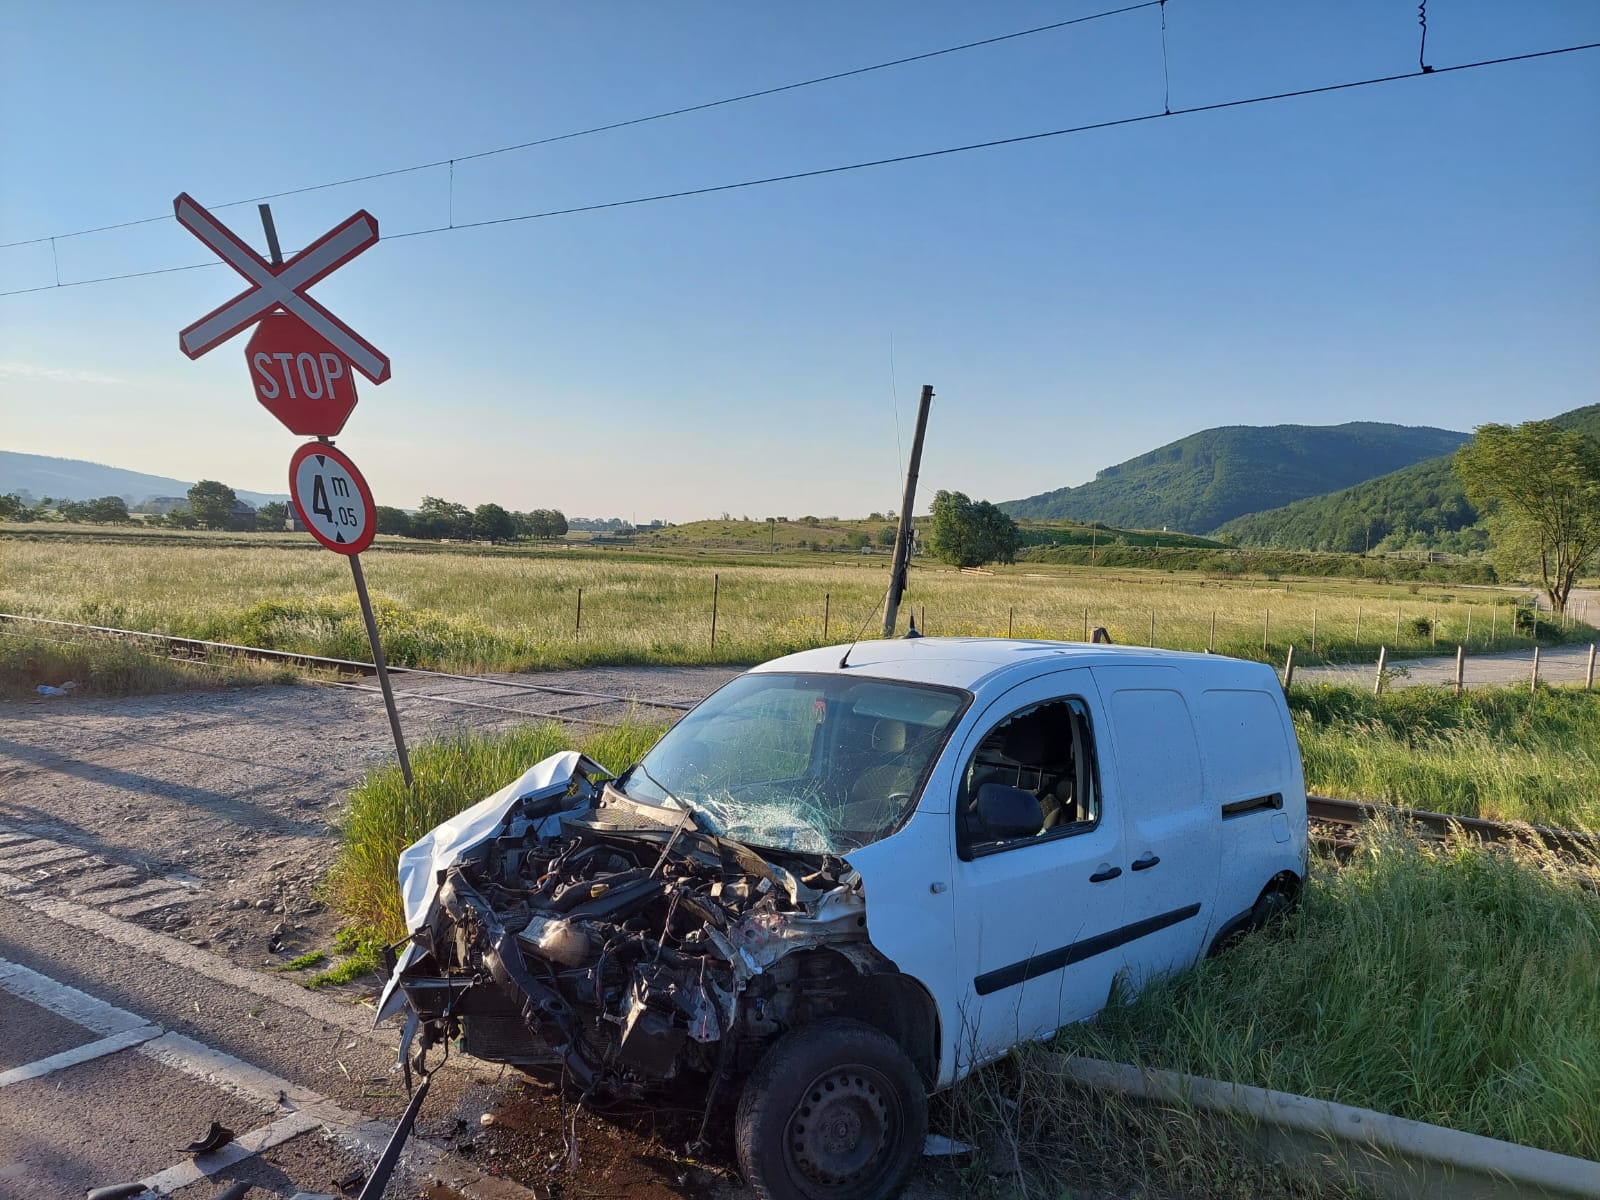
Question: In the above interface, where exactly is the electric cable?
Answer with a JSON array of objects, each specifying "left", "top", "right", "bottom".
[
  {"left": 0, "top": 1, "right": 1162, "bottom": 251},
  {"left": 1, "top": 39, "right": 1594, "bottom": 301}
]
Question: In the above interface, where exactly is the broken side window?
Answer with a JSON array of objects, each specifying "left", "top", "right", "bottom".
[{"left": 957, "top": 697, "right": 1100, "bottom": 856}]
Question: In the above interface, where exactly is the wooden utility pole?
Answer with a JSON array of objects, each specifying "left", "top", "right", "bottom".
[{"left": 882, "top": 385, "right": 933, "bottom": 638}]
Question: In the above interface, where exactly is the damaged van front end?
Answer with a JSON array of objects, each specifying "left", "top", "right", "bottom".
[{"left": 379, "top": 750, "right": 895, "bottom": 1096}]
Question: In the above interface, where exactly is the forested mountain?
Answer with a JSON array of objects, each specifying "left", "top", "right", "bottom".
[
  {"left": 1214, "top": 404, "right": 1600, "bottom": 552},
  {"left": 999, "top": 423, "right": 1468, "bottom": 534},
  {"left": 0, "top": 451, "right": 287, "bottom": 507}
]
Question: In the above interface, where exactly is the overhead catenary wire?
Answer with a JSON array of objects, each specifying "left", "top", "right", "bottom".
[
  {"left": 0, "top": 1, "right": 1163, "bottom": 252},
  {"left": 1, "top": 40, "right": 1595, "bottom": 301}
]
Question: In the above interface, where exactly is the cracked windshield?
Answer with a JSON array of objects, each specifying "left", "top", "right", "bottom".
[{"left": 618, "top": 672, "right": 967, "bottom": 854}]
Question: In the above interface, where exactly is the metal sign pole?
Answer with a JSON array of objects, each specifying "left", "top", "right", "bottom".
[
  {"left": 258, "top": 205, "right": 411, "bottom": 788},
  {"left": 348, "top": 550, "right": 414, "bottom": 787}
]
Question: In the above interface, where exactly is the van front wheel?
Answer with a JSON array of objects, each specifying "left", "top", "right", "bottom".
[{"left": 735, "top": 1018, "right": 926, "bottom": 1200}]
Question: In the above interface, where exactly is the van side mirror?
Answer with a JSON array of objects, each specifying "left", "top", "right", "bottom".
[{"left": 974, "top": 782, "right": 1043, "bottom": 841}]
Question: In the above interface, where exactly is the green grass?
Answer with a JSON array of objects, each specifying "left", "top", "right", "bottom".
[
  {"left": 327, "top": 719, "right": 668, "bottom": 941},
  {"left": 5, "top": 538, "right": 1588, "bottom": 675},
  {"left": 1293, "top": 685, "right": 1600, "bottom": 829},
  {"left": 1056, "top": 822, "right": 1600, "bottom": 1162},
  {"left": 0, "top": 630, "right": 299, "bottom": 698}
]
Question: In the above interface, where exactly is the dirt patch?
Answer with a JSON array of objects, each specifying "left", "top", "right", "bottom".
[{"left": 0, "top": 666, "right": 735, "bottom": 984}]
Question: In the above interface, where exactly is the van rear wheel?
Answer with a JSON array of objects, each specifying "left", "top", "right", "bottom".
[{"left": 735, "top": 1018, "right": 926, "bottom": 1200}]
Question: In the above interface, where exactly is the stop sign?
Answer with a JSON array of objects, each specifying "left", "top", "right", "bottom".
[{"left": 245, "top": 313, "right": 359, "bottom": 436}]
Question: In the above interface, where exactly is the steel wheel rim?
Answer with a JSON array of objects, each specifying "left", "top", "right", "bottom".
[{"left": 784, "top": 1064, "right": 901, "bottom": 1196}]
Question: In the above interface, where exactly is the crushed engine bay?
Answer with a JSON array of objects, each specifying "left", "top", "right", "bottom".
[{"left": 389, "top": 753, "right": 886, "bottom": 1098}]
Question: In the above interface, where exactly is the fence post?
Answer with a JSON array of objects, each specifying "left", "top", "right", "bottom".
[
  {"left": 1282, "top": 645, "right": 1296, "bottom": 689},
  {"left": 1311, "top": 608, "right": 1317, "bottom": 657},
  {"left": 1395, "top": 608, "right": 1402, "bottom": 643},
  {"left": 921, "top": 605, "right": 926, "bottom": 634},
  {"left": 1008, "top": 606, "right": 1013, "bottom": 638},
  {"left": 823, "top": 592, "right": 830, "bottom": 641},
  {"left": 1491, "top": 604, "right": 1497, "bottom": 643},
  {"left": 1586, "top": 644, "right": 1596, "bottom": 690},
  {"left": 1083, "top": 607, "right": 1089, "bottom": 642},
  {"left": 1530, "top": 645, "right": 1540, "bottom": 694},
  {"left": 575, "top": 587, "right": 583, "bottom": 636},
  {"left": 1374, "top": 646, "right": 1387, "bottom": 696},
  {"left": 1465, "top": 608, "right": 1472, "bottom": 646},
  {"left": 1149, "top": 610, "right": 1156, "bottom": 647},
  {"left": 1431, "top": 603, "right": 1438, "bottom": 646},
  {"left": 1355, "top": 605, "right": 1362, "bottom": 648},
  {"left": 1262, "top": 607, "right": 1270, "bottom": 655},
  {"left": 710, "top": 573, "right": 719, "bottom": 650},
  {"left": 1209, "top": 610, "right": 1216, "bottom": 653},
  {"left": 1454, "top": 644, "right": 1464, "bottom": 694}
]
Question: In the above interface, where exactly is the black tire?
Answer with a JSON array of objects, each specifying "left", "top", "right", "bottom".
[{"left": 735, "top": 1018, "right": 927, "bottom": 1200}]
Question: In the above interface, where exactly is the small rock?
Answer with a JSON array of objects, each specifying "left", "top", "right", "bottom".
[
  {"left": 479, "top": 1113, "right": 496, "bottom": 1128},
  {"left": 227, "top": 898, "right": 248, "bottom": 911},
  {"left": 255, "top": 899, "right": 273, "bottom": 910}
]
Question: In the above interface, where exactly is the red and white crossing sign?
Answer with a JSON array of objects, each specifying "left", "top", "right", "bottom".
[
  {"left": 175, "top": 193, "right": 391, "bottom": 384},
  {"left": 246, "top": 313, "right": 359, "bottom": 437},
  {"left": 288, "top": 441, "right": 376, "bottom": 555}
]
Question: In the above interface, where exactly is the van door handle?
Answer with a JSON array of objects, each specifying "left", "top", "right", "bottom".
[
  {"left": 1089, "top": 866, "right": 1122, "bottom": 883},
  {"left": 1131, "top": 854, "right": 1161, "bottom": 871}
]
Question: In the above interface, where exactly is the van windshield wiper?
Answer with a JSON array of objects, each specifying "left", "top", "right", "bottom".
[{"left": 628, "top": 762, "right": 700, "bottom": 829}]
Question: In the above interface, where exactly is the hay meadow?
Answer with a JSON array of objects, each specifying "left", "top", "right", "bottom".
[{"left": 1, "top": 537, "right": 1580, "bottom": 673}]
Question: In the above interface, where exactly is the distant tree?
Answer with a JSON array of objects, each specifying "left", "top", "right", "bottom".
[
  {"left": 926, "top": 490, "right": 1021, "bottom": 568},
  {"left": 876, "top": 524, "right": 897, "bottom": 547},
  {"left": 57, "top": 500, "right": 90, "bottom": 522},
  {"left": 867, "top": 512, "right": 885, "bottom": 522},
  {"left": 1455, "top": 421, "right": 1600, "bottom": 616},
  {"left": 187, "top": 480, "right": 237, "bottom": 530},
  {"left": 413, "top": 495, "right": 474, "bottom": 540},
  {"left": 474, "top": 502, "right": 516, "bottom": 544},
  {"left": 166, "top": 509, "right": 200, "bottom": 530},
  {"left": 0, "top": 492, "right": 25, "bottom": 521},
  {"left": 255, "top": 501, "right": 288, "bottom": 531},
  {"left": 846, "top": 531, "right": 870, "bottom": 550},
  {"left": 83, "top": 496, "right": 130, "bottom": 523},
  {"left": 376, "top": 505, "right": 413, "bottom": 537},
  {"left": 518, "top": 508, "right": 568, "bottom": 540}
]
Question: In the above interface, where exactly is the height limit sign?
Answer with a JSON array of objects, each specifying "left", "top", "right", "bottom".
[{"left": 289, "top": 442, "right": 375, "bottom": 554}]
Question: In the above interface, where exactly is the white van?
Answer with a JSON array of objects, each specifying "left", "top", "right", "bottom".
[{"left": 383, "top": 638, "right": 1307, "bottom": 1200}]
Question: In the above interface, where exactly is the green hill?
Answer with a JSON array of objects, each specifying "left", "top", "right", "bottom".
[
  {"left": 1000, "top": 422, "right": 1468, "bottom": 534},
  {"left": 1214, "top": 404, "right": 1600, "bottom": 552}
]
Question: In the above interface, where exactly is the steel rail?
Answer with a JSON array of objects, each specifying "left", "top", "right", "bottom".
[
  {"left": 0, "top": 612, "right": 693, "bottom": 711},
  {"left": 1308, "top": 795, "right": 1598, "bottom": 860}
]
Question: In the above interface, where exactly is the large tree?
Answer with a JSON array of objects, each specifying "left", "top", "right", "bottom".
[
  {"left": 474, "top": 502, "right": 516, "bottom": 544},
  {"left": 1454, "top": 421, "right": 1600, "bottom": 616},
  {"left": 925, "top": 490, "right": 1021, "bottom": 568},
  {"left": 255, "top": 501, "right": 288, "bottom": 531},
  {"left": 187, "top": 479, "right": 237, "bottom": 530}
]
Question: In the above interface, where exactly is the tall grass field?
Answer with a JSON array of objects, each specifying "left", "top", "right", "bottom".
[{"left": 3, "top": 540, "right": 1588, "bottom": 674}]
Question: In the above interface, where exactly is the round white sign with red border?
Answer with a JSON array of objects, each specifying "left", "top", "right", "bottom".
[{"left": 288, "top": 441, "right": 375, "bottom": 555}]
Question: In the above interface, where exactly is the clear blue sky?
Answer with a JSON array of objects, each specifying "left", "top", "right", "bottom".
[{"left": 2, "top": 1, "right": 1597, "bottom": 521}]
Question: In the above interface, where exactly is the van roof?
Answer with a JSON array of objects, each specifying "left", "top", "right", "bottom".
[{"left": 753, "top": 636, "right": 1279, "bottom": 694}]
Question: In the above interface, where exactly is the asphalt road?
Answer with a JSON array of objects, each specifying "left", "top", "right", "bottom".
[{"left": 0, "top": 857, "right": 539, "bottom": 1200}]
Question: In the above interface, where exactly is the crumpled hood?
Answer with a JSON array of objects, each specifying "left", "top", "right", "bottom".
[{"left": 375, "top": 750, "right": 605, "bottom": 1023}]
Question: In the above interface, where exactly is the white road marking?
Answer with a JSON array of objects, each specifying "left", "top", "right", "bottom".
[
  {"left": 1, "top": 868, "right": 385, "bottom": 1034},
  {"left": 0, "top": 957, "right": 151, "bottom": 1035},
  {"left": 107, "top": 889, "right": 196, "bottom": 918},
  {"left": 71, "top": 877, "right": 180, "bottom": 905},
  {"left": 67, "top": 866, "right": 140, "bottom": 893},
  {"left": 0, "top": 1025, "right": 162, "bottom": 1088}
]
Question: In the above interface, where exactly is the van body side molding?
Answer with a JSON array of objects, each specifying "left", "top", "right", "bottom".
[{"left": 973, "top": 902, "right": 1203, "bottom": 997}]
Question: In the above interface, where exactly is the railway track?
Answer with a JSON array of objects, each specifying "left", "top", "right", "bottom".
[
  {"left": 0, "top": 612, "right": 693, "bottom": 726},
  {"left": 7, "top": 613, "right": 1598, "bottom": 860}
]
